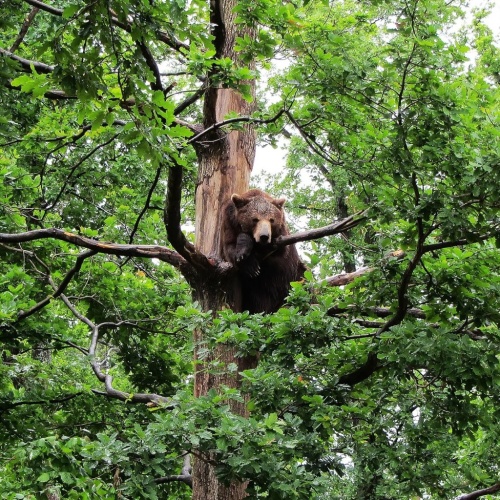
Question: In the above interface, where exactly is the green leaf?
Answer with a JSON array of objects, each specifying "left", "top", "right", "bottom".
[
  {"left": 62, "top": 4, "right": 80, "bottom": 18},
  {"left": 36, "top": 473, "right": 51, "bottom": 483}
]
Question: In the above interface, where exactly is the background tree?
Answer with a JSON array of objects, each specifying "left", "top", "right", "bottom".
[{"left": 1, "top": 0, "right": 500, "bottom": 499}]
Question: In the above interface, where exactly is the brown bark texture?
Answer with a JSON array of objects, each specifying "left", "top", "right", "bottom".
[{"left": 191, "top": 1, "right": 257, "bottom": 498}]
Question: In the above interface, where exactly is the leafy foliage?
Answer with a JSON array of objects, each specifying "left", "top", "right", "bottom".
[{"left": 1, "top": 0, "right": 500, "bottom": 498}]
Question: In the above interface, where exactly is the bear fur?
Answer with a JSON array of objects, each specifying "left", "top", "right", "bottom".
[{"left": 221, "top": 189, "right": 306, "bottom": 314}]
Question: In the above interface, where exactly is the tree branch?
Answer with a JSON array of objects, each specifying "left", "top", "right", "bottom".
[
  {"left": 324, "top": 250, "right": 405, "bottom": 287},
  {"left": 155, "top": 452, "right": 192, "bottom": 487},
  {"left": 275, "top": 211, "right": 367, "bottom": 247},
  {"left": 22, "top": 0, "right": 62, "bottom": 16},
  {"left": 328, "top": 305, "right": 427, "bottom": 320},
  {"left": 174, "top": 83, "right": 208, "bottom": 116},
  {"left": 454, "top": 482, "right": 500, "bottom": 500},
  {"left": 49, "top": 286, "right": 174, "bottom": 407},
  {"left": 163, "top": 157, "right": 211, "bottom": 270},
  {"left": 0, "top": 392, "right": 83, "bottom": 412},
  {"left": 336, "top": 226, "right": 426, "bottom": 386},
  {"left": 338, "top": 351, "right": 380, "bottom": 386},
  {"left": 16, "top": 249, "right": 97, "bottom": 322},
  {"left": 129, "top": 165, "right": 163, "bottom": 244},
  {"left": 5, "top": 82, "right": 75, "bottom": 99},
  {"left": 155, "top": 474, "right": 193, "bottom": 487},
  {"left": 423, "top": 233, "right": 495, "bottom": 252},
  {"left": 0, "top": 46, "right": 54, "bottom": 73},
  {"left": 136, "top": 40, "right": 163, "bottom": 92},
  {"left": 44, "top": 133, "right": 121, "bottom": 212},
  {"left": 285, "top": 109, "right": 343, "bottom": 170},
  {"left": 22, "top": 0, "right": 189, "bottom": 52},
  {"left": 187, "top": 109, "right": 286, "bottom": 145},
  {"left": 10, "top": 6, "right": 39, "bottom": 52},
  {"left": 0, "top": 229, "right": 187, "bottom": 269},
  {"left": 325, "top": 267, "right": 372, "bottom": 286}
]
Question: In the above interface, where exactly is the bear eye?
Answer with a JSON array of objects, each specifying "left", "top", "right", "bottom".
[
  {"left": 252, "top": 218, "right": 259, "bottom": 223},
  {"left": 270, "top": 218, "right": 275, "bottom": 223}
]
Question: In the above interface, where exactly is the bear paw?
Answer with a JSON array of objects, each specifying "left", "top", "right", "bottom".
[
  {"left": 239, "top": 254, "right": 261, "bottom": 277},
  {"left": 235, "top": 233, "right": 254, "bottom": 262}
]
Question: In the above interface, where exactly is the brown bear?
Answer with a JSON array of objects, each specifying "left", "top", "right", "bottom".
[{"left": 221, "top": 188, "right": 306, "bottom": 314}]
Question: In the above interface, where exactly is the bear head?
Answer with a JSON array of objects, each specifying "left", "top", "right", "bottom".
[{"left": 231, "top": 193, "right": 286, "bottom": 245}]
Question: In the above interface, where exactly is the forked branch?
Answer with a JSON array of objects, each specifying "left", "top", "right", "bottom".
[
  {"left": 155, "top": 453, "right": 192, "bottom": 488},
  {"left": 16, "top": 249, "right": 97, "bottom": 322},
  {"left": 50, "top": 285, "right": 173, "bottom": 407}
]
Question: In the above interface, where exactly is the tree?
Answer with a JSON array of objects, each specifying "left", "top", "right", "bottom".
[{"left": 1, "top": 0, "right": 500, "bottom": 499}]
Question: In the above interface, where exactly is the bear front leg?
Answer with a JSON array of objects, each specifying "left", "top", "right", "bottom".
[
  {"left": 235, "top": 233, "right": 260, "bottom": 277},
  {"left": 235, "top": 232, "right": 254, "bottom": 260}
]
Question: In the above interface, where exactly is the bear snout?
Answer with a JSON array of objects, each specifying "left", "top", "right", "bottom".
[{"left": 253, "top": 220, "right": 272, "bottom": 244}]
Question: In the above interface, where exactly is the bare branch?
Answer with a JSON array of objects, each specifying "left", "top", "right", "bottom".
[
  {"left": 285, "top": 109, "right": 343, "bottom": 171},
  {"left": 155, "top": 474, "right": 193, "bottom": 487},
  {"left": 0, "top": 229, "right": 187, "bottom": 269},
  {"left": 129, "top": 165, "right": 163, "bottom": 243},
  {"left": 10, "top": 7, "right": 39, "bottom": 53},
  {"left": 275, "top": 211, "right": 367, "bottom": 247},
  {"left": 44, "top": 133, "right": 121, "bottom": 212},
  {"left": 187, "top": 109, "right": 286, "bottom": 145},
  {"left": 324, "top": 250, "right": 405, "bottom": 287},
  {"left": 325, "top": 267, "right": 372, "bottom": 286},
  {"left": 22, "top": 0, "right": 189, "bottom": 52},
  {"left": 16, "top": 249, "right": 97, "bottom": 322},
  {"left": 49, "top": 285, "right": 174, "bottom": 406},
  {"left": 453, "top": 482, "right": 500, "bottom": 500},
  {"left": 0, "top": 392, "right": 83, "bottom": 413},
  {"left": 0, "top": 46, "right": 54, "bottom": 73},
  {"left": 155, "top": 452, "right": 192, "bottom": 487}
]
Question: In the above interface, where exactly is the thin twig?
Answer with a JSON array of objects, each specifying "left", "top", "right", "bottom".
[
  {"left": 187, "top": 109, "right": 285, "bottom": 145},
  {"left": 129, "top": 165, "right": 163, "bottom": 243},
  {"left": 22, "top": 0, "right": 189, "bottom": 52},
  {"left": 16, "top": 249, "right": 97, "bottom": 322}
]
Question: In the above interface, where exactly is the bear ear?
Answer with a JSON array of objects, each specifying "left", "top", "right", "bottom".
[
  {"left": 272, "top": 198, "right": 286, "bottom": 209},
  {"left": 231, "top": 194, "right": 250, "bottom": 209}
]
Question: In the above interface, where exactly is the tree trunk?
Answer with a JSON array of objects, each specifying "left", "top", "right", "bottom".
[{"left": 191, "top": 1, "right": 257, "bottom": 498}]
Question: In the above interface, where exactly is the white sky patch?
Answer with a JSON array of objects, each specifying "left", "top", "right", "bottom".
[{"left": 252, "top": 138, "right": 290, "bottom": 185}]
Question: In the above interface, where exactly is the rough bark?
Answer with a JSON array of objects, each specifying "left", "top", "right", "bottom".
[{"left": 191, "top": 1, "right": 257, "bottom": 498}]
